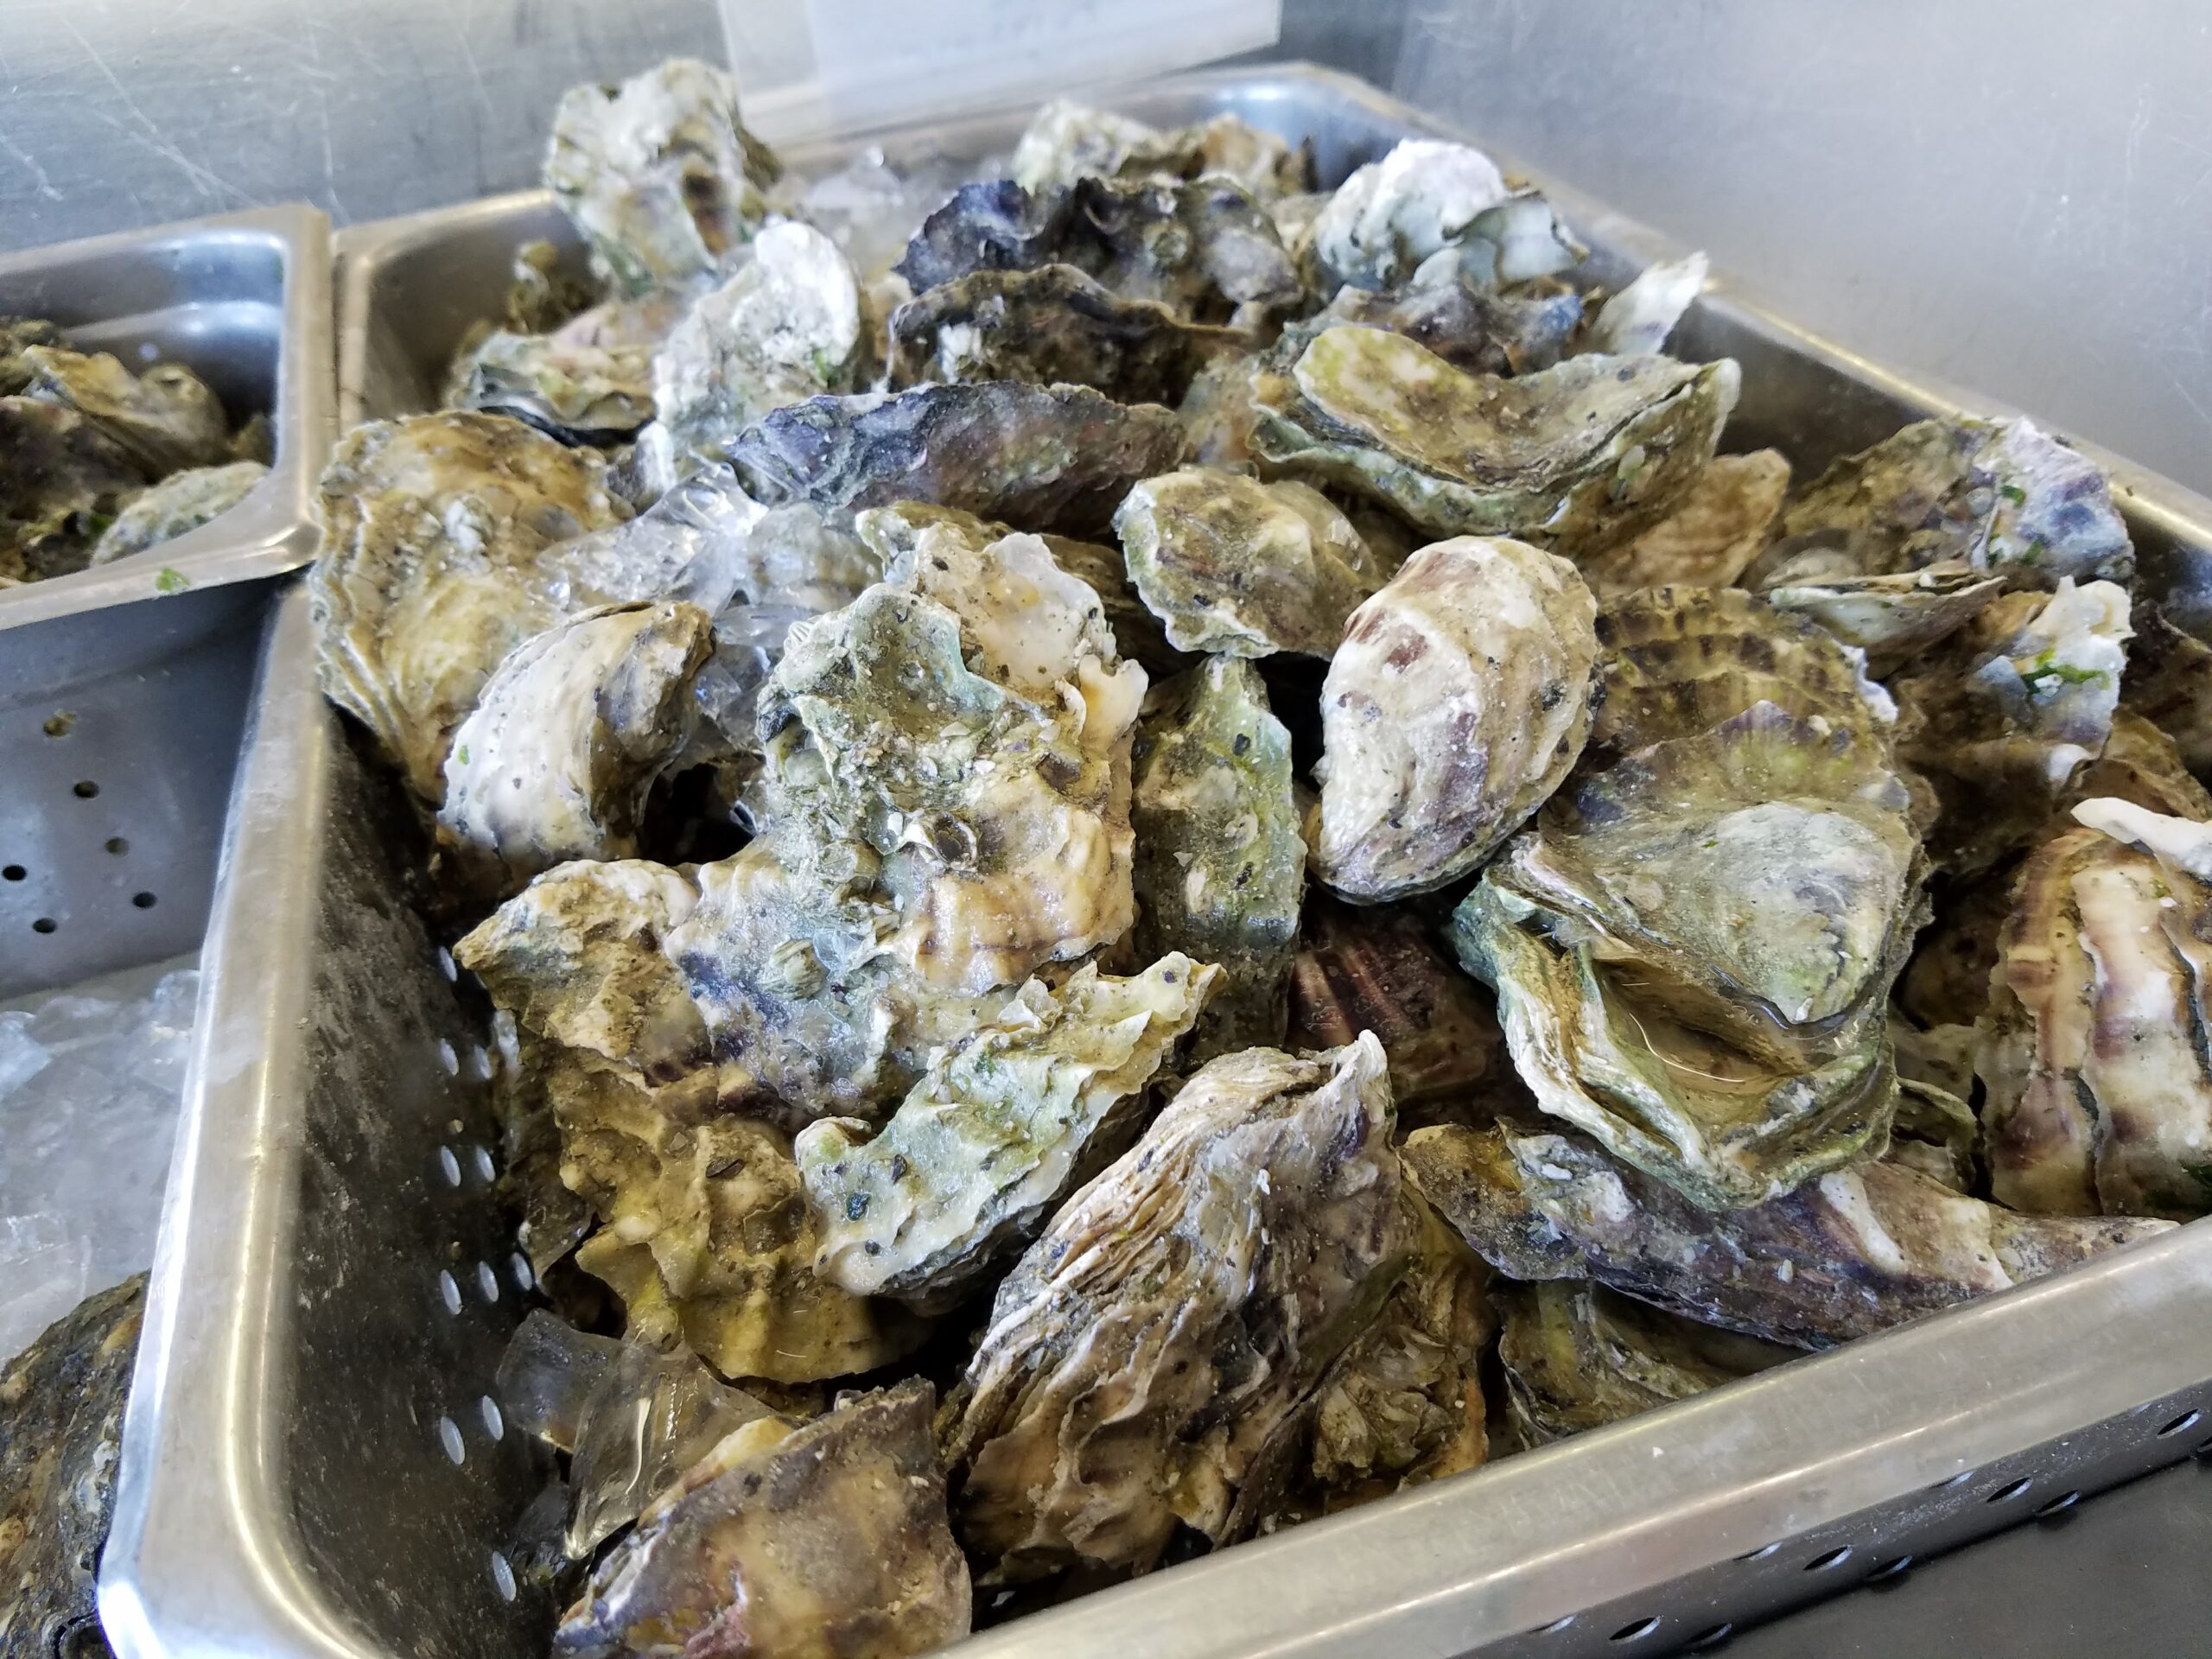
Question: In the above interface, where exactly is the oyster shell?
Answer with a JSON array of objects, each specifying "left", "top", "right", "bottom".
[
  {"left": 1312, "top": 537, "right": 1600, "bottom": 902},
  {"left": 796, "top": 955, "right": 1218, "bottom": 1310},
  {"left": 885, "top": 264, "right": 1247, "bottom": 404},
  {"left": 1886, "top": 1075, "right": 1980, "bottom": 1194},
  {"left": 446, "top": 311, "right": 663, "bottom": 445},
  {"left": 1308, "top": 139, "right": 1512, "bottom": 292},
  {"left": 1891, "top": 578, "right": 2133, "bottom": 874},
  {"left": 1127, "top": 658, "right": 1305, "bottom": 1058},
  {"left": 1249, "top": 327, "right": 1739, "bottom": 556},
  {"left": 1575, "top": 449, "right": 1789, "bottom": 601},
  {"left": 946, "top": 1035, "right": 1411, "bottom": 1580},
  {"left": 0, "top": 1275, "right": 143, "bottom": 1659},
  {"left": 503, "top": 237, "right": 599, "bottom": 334},
  {"left": 16, "top": 345, "right": 232, "bottom": 474},
  {"left": 308, "top": 411, "right": 629, "bottom": 799},
  {"left": 1495, "top": 1280, "right": 1789, "bottom": 1447},
  {"left": 545, "top": 57, "right": 782, "bottom": 296},
  {"left": 1459, "top": 702, "right": 1924, "bottom": 1208},
  {"left": 1114, "top": 467, "right": 1383, "bottom": 658},
  {"left": 0, "top": 397, "right": 151, "bottom": 582},
  {"left": 1011, "top": 99, "right": 1310, "bottom": 200},
  {"left": 726, "top": 380, "right": 1185, "bottom": 539},
  {"left": 1177, "top": 350, "right": 1264, "bottom": 467},
  {"left": 893, "top": 176, "right": 1303, "bottom": 322},
  {"left": 648, "top": 221, "right": 868, "bottom": 478},
  {"left": 1976, "top": 799, "right": 2212, "bottom": 1218},
  {"left": 88, "top": 457, "right": 266, "bottom": 563},
  {"left": 2121, "top": 612, "right": 2212, "bottom": 779},
  {"left": 1321, "top": 275, "right": 1583, "bottom": 377},
  {"left": 1586, "top": 252, "right": 1708, "bottom": 358},
  {"left": 437, "top": 600, "right": 715, "bottom": 894},
  {"left": 1405, "top": 1123, "right": 2170, "bottom": 1348},
  {"left": 555, "top": 1379, "right": 970, "bottom": 1659},
  {"left": 1753, "top": 559, "right": 2009, "bottom": 674}
]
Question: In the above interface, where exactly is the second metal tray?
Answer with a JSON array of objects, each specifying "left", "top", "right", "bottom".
[{"left": 111, "top": 62, "right": 2212, "bottom": 1659}]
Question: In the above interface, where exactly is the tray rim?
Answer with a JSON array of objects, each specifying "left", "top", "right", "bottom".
[
  {"left": 111, "top": 60, "right": 2212, "bottom": 1659},
  {"left": 0, "top": 201, "right": 337, "bottom": 633}
]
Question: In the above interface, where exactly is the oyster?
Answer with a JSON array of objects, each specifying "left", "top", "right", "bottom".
[
  {"left": 1321, "top": 274, "right": 1583, "bottom": 377},
  {"left": 1249, "top": 327, "right": 1739, "bottom": 556},
  {"left": 1495, "top": 1280, "right": 1789, "bottom": 1447},
  {"left": 1586, "top": 252, "right": 1708, "bottom": 357},
  {"left": 1177, "top": 350, "right": 1264, "bottom": 467},
  {"left": 16, "top": 345, "right": 232, "bottom": 474},
  {"left": 1752, "top": 559, "right": 2009, "bottom": 674},
  {"left": 447, "top": 316, "right": 660, "bottom": 445},
  {"left": 1011, "top": 99, "right": 1310, "bottom": 200},
  {"left": 649, "top": 222, "right": 868, "bottom": 477},
  {"left": 1114, "top": 467, "right": 1384, "bottom": 658},
  {"left": 1308, "top": 139, "right": 1511, "bottom": 292},
  {"left": 2122, "top": 612, "right": 2212, "bottom": 779},
  {"left": 885, "top": 265, "right": 1246, "bottom": 404},
  {"left": 1976, "top": 798, "right": 2212, "bottom": 1218},
  {"left": 1405, "top": 1124, "right": 2170, "bottom": 1348},
  {"left": 438, "top": 601, "right": 715, "bottom": 894},
  {"left": 1287, "top": 897, "right": 1508, "bottom": 1128},
  {"left": 503, "top": 237, "right": 599, "bottom": 334},
  {"left": 308, "top": 411, "right": 629, "bottom": 799},
  {"left": 1127, "top": 658, "right": 1304, "bottom": 1058},
  {"left": 1891, "top": 578, "right": 2133, "bottom": 874},
  {"left": 0, "top": 1275, "right": 143, "bottom": 1659},
  {"left": 893, "top": 176, "right": 1303, "bottom": 322},
  {"left": 1575, "top": 450, "right": 1789, "bottom": 601},
  {"left": 1312, "top": 537, "right": 1600, "bottom": 902},
  {"left": 946, "top": 1035, "right": 1412, "bottom": 1580},
  {"left": 726, "top": 380, "right": 1185, "bottom": 539},
  {"left": 796, "top": 955, "right": 1219, "bottom": 1310},
  {"left": 0, "top": 397, "right": 151, "bottom": 581},
  {"left": 556, "top": 1379, "right": 970, "bottom": 1659},
  {"left": 88, "top": 458, "right": 266, "bottom": 563},
  {"left": 544, "top": 57, "right": 782, "bottom": 296},
  {"left": 1887, "top": 1074, "right": 1980, "bottom": 1194},
  {"left": 1459, "top": 701, "right": 1924, "bottom": 1208}
]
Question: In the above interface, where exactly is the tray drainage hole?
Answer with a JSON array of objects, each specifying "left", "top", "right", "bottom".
[
  {"left": 130, "top": 891, "right": 156, "bottom": 910},
  {"left": 437, "top": 1269, "right": 462, "bottom": 1315},
  {"left": 72, "top": 779, "right": 99, "bottom": 799},
  {"left": 1987, "top": 1478, "right": 2034, "bottom": 1505},
  {"left": 439, "top": 1147, "right": 463, "bottom": 1187},
  {"left": 437, "top": 1038, "right": 459, "bottom": 1076},
  {"left": 476, "top": 1260, "right": 501, "bottom": 1303},
  {"left": 105, "top": 836, "right": 128, "bottom": 856},
  {"left": 1684, "top": 1626, "right": 1733, "bottom": 1652},
  {"left": 1735, "top": 1542, "right": 1782, "bottom": 1562},
  {"left": 2037, "top": 1491, "right": 2082, "bottom": 1518},
  {"left": 1610, "top": 1617, "right": 1661, "bottom": 1643},
  {"left": 437, "top": 1415, "right": 466, "bottom": 1465},
  {"left": 1539, "top": 1616, "right": 1575, "bottom": 1634},
  {"left": 511, "top": 1251, "right": 535, "bottom": 1293},
  {"left": 1868, "top": 1554, "right": 1915, "bottom": 1583},
  {"left": 480, "top": 1395, "right": 505, "bottom": 1440},
  {"left": 474, "top": 1145, "right": 497, "bottom": 1182},
  {"left": 2, "top": 865, "right": 22, "bottom": 881},
  {"left": 1939, "top": 1470, "right": 1977, "bottom": 1490},
  {"left": 491, "top": 1550, "right": 518, "bottom": 1603},
  {"left": 2158, "top": 1408, "right": 2202, "bottom": 1438},
  {"left": 1804, "top": 1546, "right": 1853, "bottom": 1573},
  {"left": 469, "top": 1043, "right": 493, "bottom": 1080},
  {"left": 31, "top": 918, "right": 56, "bottom": 935}
]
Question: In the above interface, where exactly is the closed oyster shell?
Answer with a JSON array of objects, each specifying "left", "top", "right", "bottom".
[
  {"left": 1575, "top": 449, "right": 1789, "bottom": 601},
  {"left": 1115, "top": 467, "right": 1382, "bottom": 658},
  {"left": 1128, "top": 658, "right": 1305, "bottom": 1058},
  {"left": 726, "top": 380, "right": 1185, "bottom": 539},
  {"left": 0, "top": 396, "right": 150, "bottom": 581},
  {"left": 437, "top": 600, "right": 715, "bottom": 894},
  {"left": 650, "top": 221, "right": 868, "bottom": 476},
  {"left": 1312, "top": 537, "right": 1599, "bottom": 902},
  {"left": 1495, "top": 1279, "right": 1790, "bottom": 1448},
  {"left": 0, "top": 1275, "right": 144, "bottom": 1659},
  {"left": 1405, "top": 1124, "right": 2170, "bottom": 1349},
  {"left": 886, "top": 264, "right": 1246, "bottom": 404},
  {"left": 89, "top": 457, "right": 266, "bottom": 563},
  {"left": 1586, "top": 252, "right": 1708, "bottom": 358},
  {"left": 1250, "top": 328, "right": 1739, "bottom": 556},
  {"left": 307, "top": 411, "right": 629, "bottom": 799},
  {"left": 1459, "top": 702, "right": 1925, "bottom": 1209},
  {"left": 1755, "top": 561, "right": 2009, "bottom": 674},
  {"left": 795, "top": 956, "right": 1218, "bottom": 1310},
  {"left": 555, "top": 1379, "right": 970, "bottom": 1659},
  {"left": 545, "top": 57, "right": 782, "bottom": 296},
  {"left": 1308, "top": 139, "right": 1512, "bottom": 293},
  {"left": 1011, "top": 99, "right": 1310, "bottom": 201},
  {"left": 446, "top": 309, "right": 664, "bottom": 446},
  {"left": 946, "top": 1035, "right": 1411, "bottom": 1581},
  {"left": 16, "top": 345, "right": 232, "bottom": 474},
  {"left": 1321, "top": 275, "right": 1584, "bottom": 377},
  {"left": 1976, "top": 799, "right": 2212, "bottom": 1219},
  {"left": 1177, "top": 350, "right": 1264, "bottom": 468}
]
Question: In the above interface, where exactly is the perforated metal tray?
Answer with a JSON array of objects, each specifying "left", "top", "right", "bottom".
[
  {"left": 105, "top": 64, "right": 2212, "bottom": 1659},
  {"left": 0, "top": 204, "right": 334, "bottom": 632}
]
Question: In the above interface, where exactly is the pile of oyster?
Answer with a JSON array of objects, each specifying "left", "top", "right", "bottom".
[
  {"left": 0, "top": 316, "right": 270, "bottom": 584},
  {"left": 302, "top": 59, "right": 2198, "bottom": 1659}
]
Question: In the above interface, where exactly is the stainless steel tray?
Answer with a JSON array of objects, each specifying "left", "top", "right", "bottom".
[
  {"left": 108, "top": 64, "right": 2212, "bottom": 1659},
  {"left": 0, "top": 204, "right": 335, "bottom": 632}
]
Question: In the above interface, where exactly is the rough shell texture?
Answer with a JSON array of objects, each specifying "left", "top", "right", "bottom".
[
  {"left": 0, "top": 397, "right": 151, "bottom": 582},
  {"left": 0, "top": 1275, "right": 144, "bottom": 1659},
  {"left": 16, "top": 345, "right": 231, "bottom": 474},
  {"left": 555, "top": 1380, "right": 970, "bottom": 1659},
  {"left": 1312, "top": 537, "right": 1599, "bottom": 902},
  {"left": 1320, "top": 276, "right": 1583, "bottom": 378},
  {"left": 795, "top": 956, "right": 1218, "bottom": 1310},
  {"left": 447, "top": 324, "right": 657, "bottom": 445},
  {"left": 1177, "top": 351, "right": 1264, "bottom": 469},
  {"left": 2122, "top": 613, "right": 2212, "bottom": 779},
  {"left": 89, "top": 458, "right": 266, "bottom": 564},
  {"left": 947, "top": 1035, "right": 1410, "bottom": 1581},
  {"left": 1010, "top": 99, "right": 1311, "bottom": 201},
  {"left": 1127, "top": 658, "right": 1306, "bottom": 1060},
  {"left": 1755, "top": 562, "right": 2010, "bottom": 676},
  {"left": 544, "top": 57, "right": 782, "bottom": 296},
  {"left": 885, "top": 264, "right": 1246, "bottom": 405},
  {"left": 437, "top": 600, "right": 714, "bottom": 895},
  {"left": 1459, "top": 702, "right": 1923, "bottom": 1209},
  {"left": 1576, "top": 449, "right": 1789, "bottom": 602},
  {"left": 1114, "top": 467, "right": 1382, "bottom": 658},
  {"left": 307, "top": 411, "right": 629, "bottom": 799},
  {"left": 726, "top": 380, "right": 1185, "bottom": 539},
  {"left": 1976, "top": 800, "right": 2212, "bottom": 1219},
  {"left": 1587, "top": 252, "right": 1708, "bottom": 358},
  {"left": 1249, "top": 329, "right": 1738, "bottom": 556},
  {"left": 1405, "top": 1124, "right": 2170, "bottom": 1349},
  {"left": 1307, "top": 139, "right": 1511, "bottom": 292}
]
